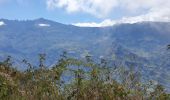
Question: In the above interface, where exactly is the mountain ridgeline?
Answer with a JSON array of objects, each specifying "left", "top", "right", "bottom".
[{"left": 0, "top": 18, "right": 170, "bottom": 90}]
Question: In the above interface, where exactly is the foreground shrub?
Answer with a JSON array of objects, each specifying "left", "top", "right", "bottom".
[{"left": 0, "top": 53, "right": 169, "bottom": 100}]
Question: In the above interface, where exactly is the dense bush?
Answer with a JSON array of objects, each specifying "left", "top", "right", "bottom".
[{"left": 0, "top": 52, "right": 170, "bottom": 100}]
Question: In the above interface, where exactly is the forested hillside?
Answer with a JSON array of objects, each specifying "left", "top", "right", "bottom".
[
  {"left": 0, "top": 52, "right": 170, "bottom": 100},
  {"left": 1, "top": 19, "right": 170, "bottom": 91}
]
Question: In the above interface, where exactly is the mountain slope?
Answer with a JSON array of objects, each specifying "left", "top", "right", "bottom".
[{"left": 0, "top": 18, "right": 170, "bottom": 90}]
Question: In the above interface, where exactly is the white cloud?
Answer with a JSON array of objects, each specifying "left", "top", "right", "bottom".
[
  {"left": 73, "top": 10, "right": 170, "bottom": 27},
  {"left": 0, "top": 21, "right": 5, "bottom": 26},
  {"left": 46, "top": 0, "right": 118, "bottom": 18},
  {"left": 47, "top": 0, "right": 170, "bottom": 24},
  {"left": 121, "top": 8, "right": 170, "bottom": 23},
  {"left": 72, "top": 0, "right": 170, "bottom": 27},
  {"left": 38, "top": 23, "right": 51, "bottom": 27},
  {"left": 73, "top": 19, "right": 116, "bottom": 27}
]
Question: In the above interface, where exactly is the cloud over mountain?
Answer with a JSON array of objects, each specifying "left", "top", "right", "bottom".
[{"left": 47, "top": 0, "right": 170, "bottom": 27}]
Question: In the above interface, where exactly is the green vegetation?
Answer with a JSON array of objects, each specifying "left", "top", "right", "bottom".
[{"left": 0, "top": 52, "right": 170, "bottom": 100}]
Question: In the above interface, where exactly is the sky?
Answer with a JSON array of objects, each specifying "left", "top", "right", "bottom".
[{"left": 0, "top": 0, "right": 170, "bottom": 27}]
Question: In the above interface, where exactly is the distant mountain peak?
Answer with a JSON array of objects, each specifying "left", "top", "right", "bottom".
[
  {"left": 33, "top": 18, "right": 69, "bottom": 27},
  {"left": 35, "top": 18, "right": 48, "bottom": 21},
  {"left": 34, "top": 18, "right": 52, "bottom": 23}
]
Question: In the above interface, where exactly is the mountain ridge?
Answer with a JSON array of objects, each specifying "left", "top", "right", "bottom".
[
  {"left": 1, "top": 18, "right": 170, "bottom": 27},
  {"left": 0, "top": 18, "right": 170, "bottom": 90}
]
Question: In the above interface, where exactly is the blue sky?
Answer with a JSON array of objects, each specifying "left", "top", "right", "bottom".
[
  {"left": 0, "top": 0, "right": 104, "bottom": 24},
  {"left": 0, "top": 0, "right": 170, "bottom": 27}
]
